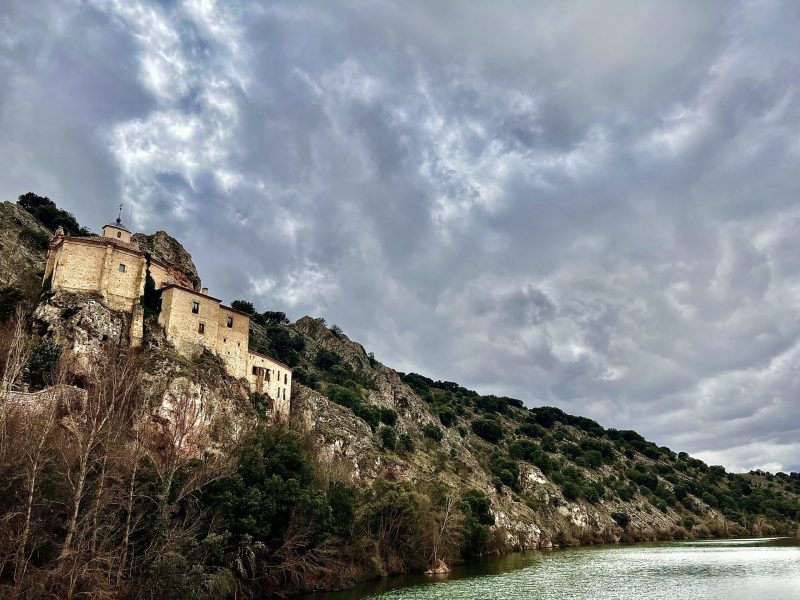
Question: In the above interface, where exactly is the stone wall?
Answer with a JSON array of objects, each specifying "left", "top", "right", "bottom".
[
  {"left": 43, "top": 227, "right": 292, "bottom": 407},
  {"left": 217, "top": 305, "right": 250, "bottom": 380},
  {"left": 247, "top": 351, "right": 292, "bottom": 419},
  {"left": 50, "top": 239, "right": 147, "bottom": 313}
]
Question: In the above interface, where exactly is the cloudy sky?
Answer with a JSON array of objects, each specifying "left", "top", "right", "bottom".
[{"left": 2, "top": 1, "right": 799, "bottom": 472}]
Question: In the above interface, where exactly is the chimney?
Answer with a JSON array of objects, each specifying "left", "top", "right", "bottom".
[{"left": 201, "top": 287, "right": 208, "bottom": 295}]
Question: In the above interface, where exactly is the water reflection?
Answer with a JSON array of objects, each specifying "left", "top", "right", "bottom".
[{"left": 305, "top": 537, "right": 800, "bottom": 600}]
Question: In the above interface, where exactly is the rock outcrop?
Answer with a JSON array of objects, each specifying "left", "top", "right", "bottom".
[
  {"left": 132, "top": 230, "right": 202, "bottom": 291},
  {"left": 0, "top": 201, "right": 51, "bottom": 289}
]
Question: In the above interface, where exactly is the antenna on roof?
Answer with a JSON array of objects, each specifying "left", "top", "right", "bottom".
[{"left": 116, "top": 203, "right": 124, "bottom": 226}]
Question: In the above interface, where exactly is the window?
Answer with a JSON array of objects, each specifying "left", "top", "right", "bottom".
[
  {"left": 252, "top": 366, "right": 258, "bottom": 375},
  {"left": 266, "top": 370, "right": 271, "bottom": 381},
  {"left": 227, "top": 316, "right": 233, "bottom": 328},
  {"left": 118, "top": 263, "right": 126, "bottom": 273},
  {"left": 192, "top": 301, "right": 200, "bottom": 314},
  {"left": 116, "top": 231, "right": 121, "bottom": 238},
  {"left": 198, "top": 322, "right": 205, "bottom": 334},
  {"left": 284, "top": 374, "right": 288, "bottom": 384}
]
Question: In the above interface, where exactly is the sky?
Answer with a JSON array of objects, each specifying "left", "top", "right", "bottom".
[{"left": 1, "top": 1, "right": 799, "bottom": 473}]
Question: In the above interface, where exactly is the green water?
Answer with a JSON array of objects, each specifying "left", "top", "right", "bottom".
[{"left": 308, "top": 537, "right": 800, "bottom": 600}]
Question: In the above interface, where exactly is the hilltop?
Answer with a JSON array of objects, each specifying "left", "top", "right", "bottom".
[{"left": 0, "top": 194, "right": 798, "bottom": 599}]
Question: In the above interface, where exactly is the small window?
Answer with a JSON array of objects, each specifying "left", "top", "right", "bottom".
[
  {"left": 252, "top": 366, "right": 258, "bottom": 375},
  {"left": 284, "top": 374, "right": 288, "bottom": 384},
  {"left": 116, "top": 231, "right": 121, "bottom": 238},
  {"left": 192, "top": 301, "right": 200, "bottom": 314},
  {"left": 227, "top": 316, "right": 233, "bottom": 328},
  {"left": 266, "top": 370, "right": 271, "bottom": 381},
  {"left": 198, "top": 322, "right": 205, "bottom": 334},
  {"left": 118, "top": 263, "right": 126, "bottom": 273}
]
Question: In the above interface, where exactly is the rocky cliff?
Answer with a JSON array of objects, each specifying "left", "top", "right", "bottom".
[
  {"left": 0, "top": 201, "right": 50, "bottom": 291},
  {"left": 256, "top": 315, "right": 800, "bottom": 550},
  {"left": 132, "top": 230, "right": 202, "bottom": 291}
]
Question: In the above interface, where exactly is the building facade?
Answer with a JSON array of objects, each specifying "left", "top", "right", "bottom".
[{"left": 44, "top": 218, "right": 291, "bottom": 417}]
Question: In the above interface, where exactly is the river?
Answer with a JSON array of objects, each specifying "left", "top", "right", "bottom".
[{"left": 306, "top": 537, "right": 800, "bottom": 600}]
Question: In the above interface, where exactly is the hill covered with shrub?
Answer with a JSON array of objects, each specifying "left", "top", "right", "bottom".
[{"left": 0, "top": 193, "right": 798, "bottom": 599}]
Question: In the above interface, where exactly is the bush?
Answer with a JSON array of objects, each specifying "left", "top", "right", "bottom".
[
  {"left": 315, "top": 349, "right": 341, "bottom": 370},
  {"left": 422, "top": 423, "right": 443, "bottom": 442},
  {"left": 471, "top": 418, "right": 504, "bottom": 444},
  {"left": 438, "top": 407, "right": 456, "bottom": 427},
  {"left": 612, "top": 511, "right": 630, "bottom": 528},
  {"left": 489, "top": 454, "right": 519, "bottom": 490},
  {"left": 517, "top": 423, "right": 545, "bottom": 438},
  {"left": 328, "top": 385, "right": 361, "bottom": 410},
  {"left": 204, "top": 425, "right": 332, "bottom": 551},
  {"left": 379, "top": 426, "right": 397, "bottom": 451},
  {"left": 0, "top": 286, "right": 23, "bottom": 322},
  {"left": 18, "top": 192, "right": 92, "bottom": 236},
  {"left": 25, "top": 339, "right": 61, "bottom": 390},
  {"left": 562, "top": 482, "right": 581, "bottom": 500},
  {"left": 293, "top": 367, "right": 320, "bottom": 389},
  {"left": 461, "top": 489, "right": 494, "bottom": 557},
  {"left": 354, "top": 405, "right": 381, "bottom": 430},
  {"left": 540, "top": 435, "right": 557, "bottom": 452},
  {"left": 249, "top": 392, "right": 272, "bottom": 417},
  {"left": 230, "top": 299, "right": 256, "bottom": 315},
  {"left": 379, "top": 407, "right": 398, "bottom": 426},
  {"left": 19, "top": 226, "right": 50, "bottom": 250},
  {"left": 399, "top": 433, "right": 415, "bottom": 453}
]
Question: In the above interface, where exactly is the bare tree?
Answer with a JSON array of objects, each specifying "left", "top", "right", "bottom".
[
  {"left": 0, "top": 306, "right": 34, "bottom": 397},
  {"left": 57, "top": 347, "right": 142, "bottom": 562}
]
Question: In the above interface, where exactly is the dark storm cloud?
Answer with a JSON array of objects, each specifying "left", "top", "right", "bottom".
[{"left": 1, "top": 0, "right": 799, "bottom": 472}]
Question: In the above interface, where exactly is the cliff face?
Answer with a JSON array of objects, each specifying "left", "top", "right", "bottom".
[
  {"left": 0, "top": 201, "right": 50, "bottom": 290},
  {"left": 273, "top": 316, "right": 797, "bottom": 549},
  {"left": 132, "top": 230, "right": 202, "bottom": 291}
]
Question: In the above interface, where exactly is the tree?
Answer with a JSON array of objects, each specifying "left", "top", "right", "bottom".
[
  {"left": 17, "top": 192, "right": 92, "bottom": 236},
  {"left": 24, "top": 339, "right": 61, "bottom": 390},
  {"left": 379, "top": 426, "right": 397, "bottom": 451},
  {"left": 230, "top": 299, "right": 255, "bottom": 315},
  {"left": 471, "top": 418, "right": 503, "bottom": 444},
  {"left": 422, "top": 423, "right": 443, "bottom": 442}
]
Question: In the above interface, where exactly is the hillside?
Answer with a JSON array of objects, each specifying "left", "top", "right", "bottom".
[{"left": 0, "top": 195, "right": 798, "bottom": 599}]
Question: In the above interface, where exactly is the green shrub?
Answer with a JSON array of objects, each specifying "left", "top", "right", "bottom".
[
  {"left": 18, "top": 192, "right": 92, "bottom": 236},
  {"left": 422, "top": 423, "right": 443, "bottom": 442},
  {"left": 354, "top": 405, "right": 381, "bottom": 430},
  {"left": 562, "top": 482, "right": 581, "bottom": 500},
  {"left": 517, "top": 423, "right": 545, "bottom": 438},
  {"left": 461, "top": 489, "right": 494, "bottom": 557},
  {"left": 379, "top": 407, "right": 398, "bottom": 426},
  {"left": 489, "top": 454, "right": 519, "bottom": 490},
  {"left": 438, "top": 407, "right": 456, "bottom": 427},
  {"left": 471, "top": 418, "right": 504, "bottom": 444},
  {"left": 379, "top": 426, "right": 397, "bottom": 451},
  {"left": 25, "top": 339, "right": 61, "bottom": 390},
  {"left": 230, "top": 299, "right": 256, "bottom": 315},
  {"left": 19, "top": 227, "right": 50, "bottom": 250},
  {"left": 249, "top": 392, "right": 272, "bottom": 417},
  {"left": 399, "top": 433, "right": 415, "bottom": 453},
  {"left": 612, "top": 511, "right": 630, "bottom": 528}
]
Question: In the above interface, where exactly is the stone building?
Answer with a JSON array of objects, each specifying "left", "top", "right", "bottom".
[{"left": 43, "top": 216, "right": 291, "bottom": 416}]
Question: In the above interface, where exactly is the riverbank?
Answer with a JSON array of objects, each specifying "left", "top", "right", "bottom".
[{"left": 302, "top": 537, "right": 800, "bottom": 600}]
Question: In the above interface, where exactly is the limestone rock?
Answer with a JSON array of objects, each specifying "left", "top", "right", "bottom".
[
  {"left": 33, "top": 290, "right": 130, "bottom": 377},
  {"left": 0, "top": 201, "right": 50, "bottom": 288},
  {"left": 132, "top": 230, "right": 201, "bottom": 291}
]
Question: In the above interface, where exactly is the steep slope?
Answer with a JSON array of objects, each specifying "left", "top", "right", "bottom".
[
  {"left": 132, "top": 230, "right": 202, "bottom": 291},
  {"left": 250, "top": 315, "right": 800, "bottom": 550},
  {"left": 0, "top": 200, "right": 50, "bottom": 291}
]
